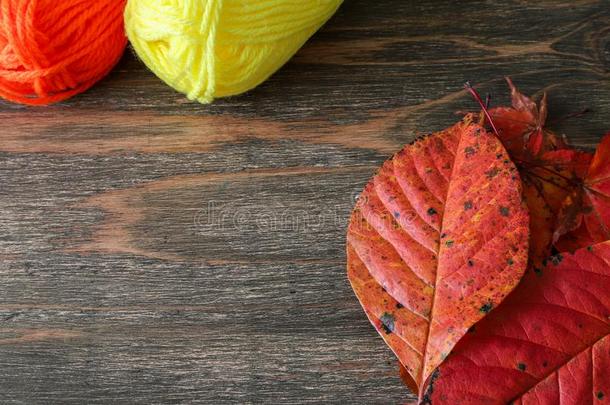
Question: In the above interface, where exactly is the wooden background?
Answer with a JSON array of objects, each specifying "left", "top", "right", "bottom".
[{"left": 2, "top": 1, "right": 610, "bottom": 403}]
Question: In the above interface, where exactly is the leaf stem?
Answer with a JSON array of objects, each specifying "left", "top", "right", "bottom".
[{"left": 464, "top": 82, "right": 500, "bottom": 137}]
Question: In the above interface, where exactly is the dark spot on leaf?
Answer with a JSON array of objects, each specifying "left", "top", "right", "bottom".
[
  {"left": 542, "top": 361, "right": 548, "bottom": 367},
  {"left": 427, "top": 207, "right": 437, "bottom": 216},
  {"left": 440, "top": 233, "right": 447, "bottom": 238},
  {"left": 485, "top": 167, "right": 500, "bottom": 179},
  {"left": 496, "top": 153, "right": 503, "bottom": 159},
  {"left": 396, "top": 302, "right": 404, "bottom": 309},
  {"left": 588, "top": 245, "right": 593, "bottom": 251},
  {"left": 507, "top": 258, "right": 514, "bottom": 265},
  {"left": 464, "top": 201, "right": 473, "bottom": 210},
  {"left": 551, "top": 254, "right": 563, "bottom": 265},
  {"left": 464, "top": 146, "right": 476, "bottom": 157},
  {"left": 379, "top": 313, "right": 395, "bottom": 334},
  {"left": 480, "top": 302, "right": 493, "bottom": 313},
  {"left": 393, "top": 211, "right": 400, "bottom": 218},
  {"left": 467, "top": 259, "right": 474, "bottom": 267},
  {"left": 445, "top": 240, "right": 454, "bottom": 247},
  {"left": 534, "top": 267, "right": 542, "bottom": 277},
  {"left": 517, "top": 363, "right": 527, "bottom": 371},
  {"left": 420, "top": 369, "right": 439, "bottom": 405},
  {"left": 597, "top": 391, "right": 604, "bottom": 400},
  {"left": 499, "top": 206, "right": 510, "bottom": 217}
]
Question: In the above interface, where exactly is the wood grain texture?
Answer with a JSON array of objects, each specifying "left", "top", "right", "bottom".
[{"left": 1, "top": 0, "right": 610, "bottom": 403}]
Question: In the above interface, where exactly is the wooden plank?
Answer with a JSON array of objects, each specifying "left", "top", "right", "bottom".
[
  {"left": 0, "top": 255, "right": 406, "bottom": 404},
  {"left": 1, "top": 0, "right": 610, "bottom": 403}
]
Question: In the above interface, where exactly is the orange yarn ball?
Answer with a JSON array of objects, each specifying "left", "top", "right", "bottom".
[{"left": 0, "top": 0, "right": 127, "bottom": 106}]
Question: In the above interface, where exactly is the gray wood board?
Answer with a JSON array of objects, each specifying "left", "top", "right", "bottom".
[{"left": 2, "top": 0, "right": 610, "bottom": 403}]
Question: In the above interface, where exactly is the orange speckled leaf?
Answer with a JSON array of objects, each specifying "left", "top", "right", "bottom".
[
  {"left": 428, "top": 241, "right": 610, "bottom": 404},
  {"left": 346, "top": 119, "right": 529, "bottom": 395}
]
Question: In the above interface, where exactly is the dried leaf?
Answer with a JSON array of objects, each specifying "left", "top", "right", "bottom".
[
  {"left": 495, "top": 133, "right": 584, "bottom": 263},
  {"left": 480, "top": 79, "right": 593, "bottom": 260},
  {"left": 521, "top": 181, "right": 554, "bottom": 266},
  {"left": 507, "top": 76, "right": 546, "bottom": 126},
  {"left": 346, "top": 119, "right": 529, "bottom": 395},
  {"left": 488, "top": 78, "right": 565, "bottom": 160},
  {"left": 555, "top": 134, "right": 610, "bottom": 251},
  {"left": 427, "top": 242, "right": 610, "bottom": 404},
  {"left": 525, "top": 149, "right": 592, "bottom": 229}
]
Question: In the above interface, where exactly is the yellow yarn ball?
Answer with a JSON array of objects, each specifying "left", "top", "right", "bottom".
[{"left": 125, "top": 0, "right": 343, "bottom": 103}]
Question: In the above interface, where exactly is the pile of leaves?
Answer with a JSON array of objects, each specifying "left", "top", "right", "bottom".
[{"left": 346, "top": 78, "right": 610, "bottom": 404}]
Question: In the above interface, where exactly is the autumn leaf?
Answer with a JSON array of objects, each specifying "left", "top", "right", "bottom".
[
  {"left": 346, "top": 119, "right": 529, "bottom": 395},
  {"left": 555, "top": 133, "right": 610, "bottom": 252},
  {"left": 426, "top": 241, "right": 610, "bottom": 404},
  {"left": 520, "top": 182, "right": 554, "bottom": 266},
  {"left": 487, "top": 77, "right": 567, "bottom": 159},
  {"left": 519, "top": 148, "right": 593, "bottom": 260},
  {"left": 472, "top": 78, "right": 592, "bottom": 262},
  {"left": 469, "top": 80, "right": 560, "bottom": 265}
]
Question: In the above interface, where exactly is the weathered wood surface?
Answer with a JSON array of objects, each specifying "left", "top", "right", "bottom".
[{"left": 1, "top": 1, "right": 610, "bottom": 403}]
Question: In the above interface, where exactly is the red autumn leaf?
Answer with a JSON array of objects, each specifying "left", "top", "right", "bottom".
[
  {"left": 517, "top": 157, "right": 575, "bottom": 265},
  {"left": 346, "top": 119, "right": 529, "bottom": 395},
  {"left": 520, "top": 148, "right": 593, "bottom": 257},
  {"left": 555, "top": 133, "right": 610, "bottom": 252},
  {"left": 427, "top": 241, "right": 610, "bottom": 404},
  {"left": 522, "top": 151, "right": 587, "bottom": 215},
  {"left": 468, "top": 80, "right": 559, "bottom": 264},
  {"left": 488, "top": 77, "right": 565, "bottom": 159},
  {"left": 472, "top": 78, "right": 593, "bottom": 261},
  {"left": 520, "top": 181, "right": 554, "bottom": 266}
]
